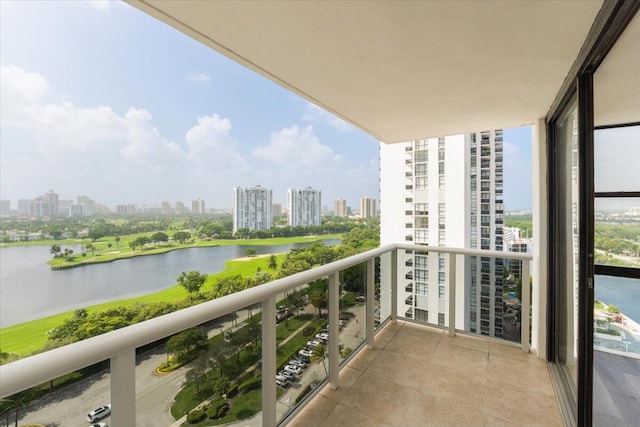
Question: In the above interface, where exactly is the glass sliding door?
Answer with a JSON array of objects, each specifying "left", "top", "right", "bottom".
[{"left": 549, "top": 95, "right": 581, "bottom": 421}]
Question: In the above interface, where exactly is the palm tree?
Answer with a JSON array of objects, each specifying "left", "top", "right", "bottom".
[
  {"left": 49, "top": 244, "right": 61, "bottom": 258},
  {"left": 115, "top": 236, "right": 121, "bottom": 249},
  {"left": 268, "top": 254, "right": 278, "bottom": 271},
  {"left": 311, "top": 343, "right": 328, "bottom": 377}
]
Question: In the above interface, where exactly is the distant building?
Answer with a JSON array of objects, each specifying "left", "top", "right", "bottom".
[
  {"left": 76, "top": 196, "right": 96, "bottom": 216},
  {"left": 233, "top": 186, "right": 273, "bottom": 233},
  {"left": 0, "top": 200, "right": 11, "bottom": 216},
  {"left": 116, "top": 204, "right": 137, "bottom": 216},
  {"left": 17, "top": 199, "right": 33, "bottom": 216},
  {"left": 161, "top": 201, "right": 173, "bottom": 215},
  {"left": 334, "top": 198, "right": 348, "bottom": 217},
  {"left": 192, "top": 198, "right": 206, "bottom": 214},
  {"left": 175, "top": 201, "right": 186, "bottom": 215},
  {"left": 359, "top": 197, "right": 377, "bottom": 219},
  {"left": 288, "top": 187, "right": 321, "bottom": 227},
  {"left": 505, "top": 239, "right": 533, "bottom": 279},
  {"left": 272, "top": 203, "right": 282, "bottom": 219}
]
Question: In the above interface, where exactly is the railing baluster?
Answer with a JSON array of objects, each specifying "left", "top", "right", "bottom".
[
  {"left": 110, "top": 349, "right": 136, "bottom": 427},
  {"left": 262, "top": 296, "right": 276, "bottom": 427},
  {"left": 366, "top": 258, "right": 375, "bottom": 349},
  {"left": 521, "top": 260, "right": 531, "bottom": 353},
  {"left": 391, "top": 249, "right": 398, "bottom": 323},
  {"left": 328, "top": 272, "right": 340, "bottom": 390},
  {"left": 448, "top": 253, "right": 457, "bottom": 336}
]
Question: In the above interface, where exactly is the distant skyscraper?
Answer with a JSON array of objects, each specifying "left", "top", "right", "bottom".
[
  {"left": 233, "top": 186, "right": 273, "bottom": 232},
  {"left": 335, "top": 198, "right": 348, "bottom": 217},
  {"left": 287, "top": 187, "right": 321, "bottom": 227},
  {"left": 76, "top": 196, "right": 95, "bottom": 216},
  {"left": 359, "top": 197, "right": 377, "bottom": 219},
  {"left": 17, "top": 199, "right": 33, "bottom": 216},
  {"left": 192, "top": 198, "right": 206, "bottom": 214},
  {"left": 161, "top": 201, "right": 172, "bottom": 215},
  {"left": 175, "top": 201, "right": 186, "bottom": 215}
]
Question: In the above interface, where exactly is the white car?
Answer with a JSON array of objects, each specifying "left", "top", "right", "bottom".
[
  {"left": 306, "top": 340, "right": 321, "bottom": 348},
  {"left": 289, "top": 358, "right": 307, "bottom": 368},
  {"left": 87, "top": 405, "right": 111, "bottom": 422},
  {"left": 316, "top": 333, "right": 329, "bottom": 342},
  {"left": 276, "top": 376, "right": 289, "bottom": 388},
  {"left": 284, "top": 364, "right": 303, "bottom": 376},
  {"left": 299, "top": 348, "right": 313, "bottom": 357}
]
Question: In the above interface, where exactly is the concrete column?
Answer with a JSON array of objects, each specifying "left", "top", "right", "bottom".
[
  {"left": 328, "top": 273, "right": 340, "bottom": 390},
  {"left": 110, "top": 349, "right": 136, "bottom": 427},
  {"left": 448, "top": 253, "right": 457, "bottom": 336},
  {"left": 366, "top": 258, "right": 375, "bottom": 348},
  {"left": 262, "top": 296, "right": 276, "bottom": 427}
]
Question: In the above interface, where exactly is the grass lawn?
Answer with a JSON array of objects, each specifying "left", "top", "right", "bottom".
[{"left": 1, "top": 254, "right": 291, "bottom": 355}]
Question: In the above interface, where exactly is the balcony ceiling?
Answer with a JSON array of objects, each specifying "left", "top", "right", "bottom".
[{"left": 128, "top": 1, "right": 604, "bottom": 143}]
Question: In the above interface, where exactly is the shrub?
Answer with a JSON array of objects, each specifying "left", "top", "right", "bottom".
[
  {"left": 206, "top": 399, "right": 229, "bottom": 420},
  {"left": 295, "top": 384, "right": 313, "bottom": 404},
  {"left": 187, "top": 409, "right": 206, "bottom": 424},
  {"left": 302, "top": 327, "right": 315, "bottom": 337},
  {"left": 226, "top": 384, "right": 239, "bottom": 398},
  {"left": 341, "top": 347, "right": 353, "bottom": 358},
  {"left": 217, "top": 402, "right": 230, "bottom": 419},
  {"left": 239, "top": 377, "right": 262, "bottom": 393}
]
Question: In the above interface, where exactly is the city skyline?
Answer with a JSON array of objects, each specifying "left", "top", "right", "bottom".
[{"left": 0, "top": 1, "right": 534, "bottom": 211}]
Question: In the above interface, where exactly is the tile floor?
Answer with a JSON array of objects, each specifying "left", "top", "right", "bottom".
[{"left": 288, "top": 321, "right": 562, "bottom": 427}]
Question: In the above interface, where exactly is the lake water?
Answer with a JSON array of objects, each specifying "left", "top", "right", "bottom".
[
  {"left": 595, "top": 274, "right": 640, "bottom": 323},
  {"left": 0, "top": 240, "right": 339, "bottom": 327}
]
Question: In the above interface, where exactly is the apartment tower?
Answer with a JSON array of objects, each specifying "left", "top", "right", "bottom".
[
  {"left": 359, "top": 197, "right": 377, "bottom": 219},
  {"left": 334, "top": 199, "right": 348, "bottom": 217},
  {"left": 287, "top": 187, "right": 321, "bottom": 227},
  {"left": 381, "top": 130, "right": 504, "bottom": 338},
  {"left": 233, "top": 186, "right": 273, "bottom": 233}
]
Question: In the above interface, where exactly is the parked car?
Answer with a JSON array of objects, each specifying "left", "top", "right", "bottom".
[
  {"left": 289, "top": 358, "right": 307, "bottom": 368},
  {"left": 316, "top": 333, "right": 329, "bottom": 342},
  {"left": 87, "top": 405, "right": 111, "bottom": 422},
  {"left": 355, "top": 295, "right": 366, "bottom": 302},
  {"left": 299, "top": 348, "right": 313, "bottom": 358},
  {"left": 293, "top": 354, "right": 310, "bottom": 364},
  {"left": 276, "top": 377, "right": 289, "bottom": 388},
  {"left": 306, "top": 340, "right": 321, "bottom": 348},
  {"left": 278, "top": 369, "right": 296, "bottom": 380},
  {"left": 91, "top": 424, "right": 108, "bottom": 427},
  {"left": 284, "top": 364, "right": 303, "bottom": 376}
]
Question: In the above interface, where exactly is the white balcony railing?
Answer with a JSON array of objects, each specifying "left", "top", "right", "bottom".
[{"left": 0, "top": 244, "right": 532, "bottom": 427}]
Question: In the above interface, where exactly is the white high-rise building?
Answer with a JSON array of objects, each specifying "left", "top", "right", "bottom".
[
  {"left": 233, "top": 186, "right": 273, "bottom": 232},
  {"left": 192, "top": 198, "right": 206, "bottom": 214},
  {"left": 287, "top": 187, "right": 321, "bottom": 227},
  {"left": 359, "top": 197, "right": 377, "bottom": 219},
  {"left": 381, "top": 130, "right": 505, "bottom": 338}
]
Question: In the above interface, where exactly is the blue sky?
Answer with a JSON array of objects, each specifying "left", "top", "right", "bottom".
[{"left": 0, "top": 0, "right": 532, "bottom": 211}]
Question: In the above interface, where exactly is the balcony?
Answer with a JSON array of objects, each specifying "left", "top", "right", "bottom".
[
  {"left": 0, "top": 244, "right": 540, "bottom": 427},
  {"left": 289, "top": 321, "right": 561, "bottom": 427}
]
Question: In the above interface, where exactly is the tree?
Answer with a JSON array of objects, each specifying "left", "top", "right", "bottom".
[
  {"left": 177, "top": 271, "right": 207, "bottom": 295},
  {"left": 166, "top": 327, "right": 209, "bottom": 364},
  {"left": 150, "top": 231, "right": 169, "bottom": 246},
  {"left": 308, "top": 278, "right": 328, "bottom": 317},
  {"left": 185, "top": 356, "right": 209, "bottom": 392},
  {"left": 311, "top": 343, "right": 328, "bottom": 376},
  {"left": 49, "top": 244, "right": 61, "bottom": 258},
  {"left": 268, "top": 254, "right": 278, "bottom": 271},
  {"left": 173, "top": 231, "right": 192, "bottom": 244},
  {"left": 107, "top": 242, "right": 112, "bottom": 252},
  {"left": 287, "top": 288, "right": 306, "bottom": 315},
  {"left": 245, "top": 248, "right": 256, "bottom": 257},
  {"left": 115, "top": 236, "right": 121, "bottom": 249},
  {"left": 85, "top": 243, "right": 95, "bottom": 256}
]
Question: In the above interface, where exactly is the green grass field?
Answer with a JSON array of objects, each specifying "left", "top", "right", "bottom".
[{"left": 0, "top": 254, "right": 290, "bottom": 355}]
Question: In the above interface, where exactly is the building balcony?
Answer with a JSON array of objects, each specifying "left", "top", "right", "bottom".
[{"left": 0, "top": 243, "right": 541, "bottom": 427}]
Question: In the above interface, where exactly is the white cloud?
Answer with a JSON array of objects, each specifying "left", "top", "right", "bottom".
[
  {"left": 187, "top": 72, "right": 211, "bottom": 84},
  {"left": 0, "top": 65, "right": 247, "bottom": 206},
  {"left": 90, "top": 0, "right": 111, "bottom": 12},
  {"left": 302, "top": 102, "right": 353, "bottom": 132},
  {"left": 252, "top": 125, "right": 333, "bottom": 166}
]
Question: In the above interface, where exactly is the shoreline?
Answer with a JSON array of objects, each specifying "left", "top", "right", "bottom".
[
  {"left": 45, "top": 234, "right": 340, "bottom": 270},
  {"left": 594, "top": 298, "right": 640, "bottom": 341}
]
